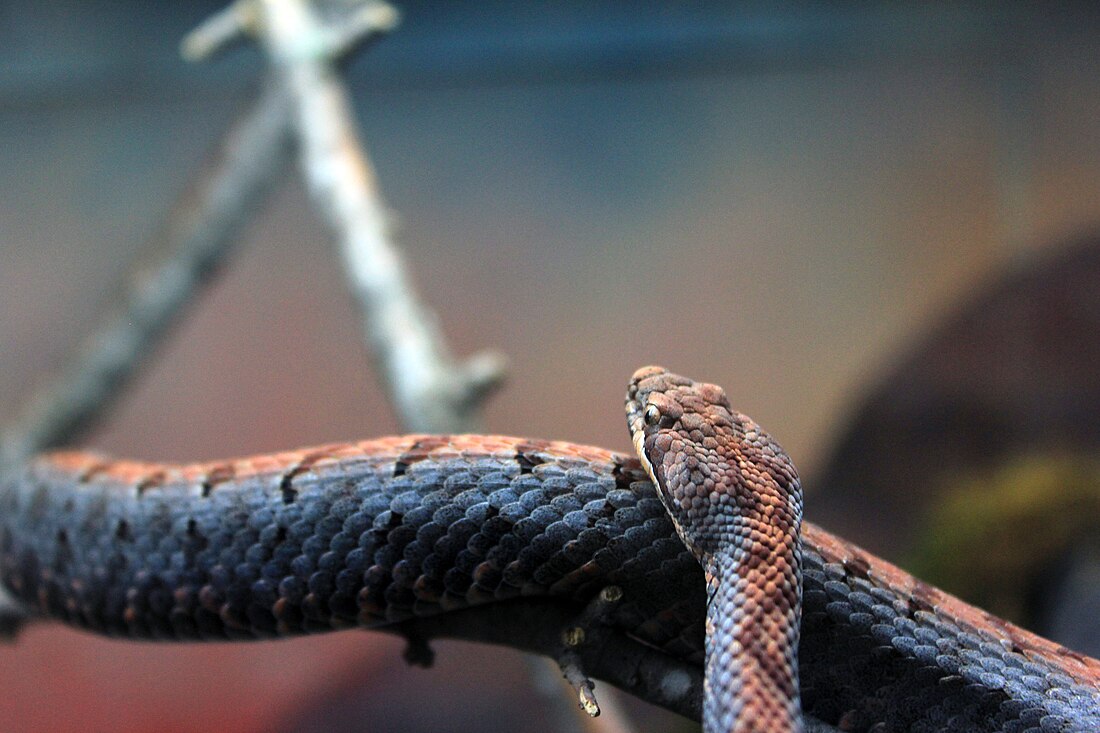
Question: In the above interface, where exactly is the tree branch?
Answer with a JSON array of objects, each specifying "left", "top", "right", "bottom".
[
  {"left": 253, "top": 0, "right": 506, "bottom": 434},
  {"left": 387, "top": 599, "right": 704, "bottom": 722}
]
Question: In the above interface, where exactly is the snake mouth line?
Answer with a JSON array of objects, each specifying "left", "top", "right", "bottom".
[
  {"left": 624, "top": 366, "right": 673, "bottom": 511},
  {"left": 624, "top": 375, "right": 653, "bottom": 482},
  {"left": 631, "top": 426, "right": 658, "bottom": 487}
]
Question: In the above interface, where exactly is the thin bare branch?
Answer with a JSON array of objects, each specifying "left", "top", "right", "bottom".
[
  {"left": 555, "top": 585, "right": 627, "bottom": 717},
  {"left": 560, "top": 655, "right": 602, "bottom": 718},
  {"left": 252, "top": 0, "right": 507, "bottom": 434}
]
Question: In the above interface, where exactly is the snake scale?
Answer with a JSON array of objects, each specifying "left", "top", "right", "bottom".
[{"left": 1, "top": 368, "right": 1098, "bottom": 732}]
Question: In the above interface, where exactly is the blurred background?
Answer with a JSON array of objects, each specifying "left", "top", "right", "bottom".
[{"left": 1, "top": 2, "right": 1099, "bottom": 731}]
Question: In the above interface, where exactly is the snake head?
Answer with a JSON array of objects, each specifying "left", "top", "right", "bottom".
[{"left": 626, "top": 366, "right": 802, "bottom": 560}]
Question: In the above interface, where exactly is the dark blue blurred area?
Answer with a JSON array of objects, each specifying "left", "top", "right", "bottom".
[{"left": 2, "top": 2, "right": 1097, "bottom": 106}]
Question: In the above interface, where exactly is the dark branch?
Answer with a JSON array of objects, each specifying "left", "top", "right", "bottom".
[{"left": 0, "top": 82, "right": 292, "bottom": 472}]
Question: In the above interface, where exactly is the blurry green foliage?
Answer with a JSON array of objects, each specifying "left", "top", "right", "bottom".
[{"left": 909, "top": 454, "right": 1100, "bottom": 625}]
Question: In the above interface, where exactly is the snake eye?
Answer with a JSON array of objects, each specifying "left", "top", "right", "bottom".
[{"left": 644, "top": 404, "right": 661, "bottom": 426}]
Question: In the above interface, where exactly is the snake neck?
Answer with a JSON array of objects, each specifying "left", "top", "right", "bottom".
[{"left": 704, "top": 545, "right": 804, "bottom": 733}]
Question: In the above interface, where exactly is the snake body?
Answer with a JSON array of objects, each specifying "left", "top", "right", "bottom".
[{"left": 1, "top": 373, "right": 1099, "bottom": 731}]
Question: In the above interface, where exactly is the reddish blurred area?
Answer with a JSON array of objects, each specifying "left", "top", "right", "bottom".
[
  {"left": 1, "top": 3, "right": 1099, "bottom": 732},
  {"left": 0, "top": 625, "right": 395, "bottom": 733}
]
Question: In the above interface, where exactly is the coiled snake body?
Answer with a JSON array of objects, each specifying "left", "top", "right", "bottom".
[{"left": 1, "top": 368, "right": 1098, "bottom": 732}]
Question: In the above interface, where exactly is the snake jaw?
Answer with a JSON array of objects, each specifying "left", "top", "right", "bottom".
[{"left": 626, "top": 367, "right": 676, "bottom": 515}]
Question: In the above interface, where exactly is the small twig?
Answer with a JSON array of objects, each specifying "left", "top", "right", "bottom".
[
  {"left": 577, "top": 684, "right": 634, "bottom": 733},
  {"left": 0, "top": 82, "right": 292, "bottom": 473},
  {"left": 523, "top": 657, "right": 587, "bottom": 733},
  {"left": 556, "top": 586, "right": 625, "bottom": 717},
  {"left": 560, "top": 653, "right": 601, "bottom": 718},
  {"left": 251, "top": 0, "right": 507, "bottom": 434},
  {"left": 571, "top": 585, "right": 624, "bottom": 633},
  {"left": 180, "top": 1, "right": 258, "bottom": 62},
  {"left": 325, "top": 1, "right": 401, "bottom": 60}
]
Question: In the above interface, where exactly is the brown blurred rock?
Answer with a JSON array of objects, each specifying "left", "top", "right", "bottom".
[{"left": 814, "top": 235, "right": 1100, "bottom": 553}]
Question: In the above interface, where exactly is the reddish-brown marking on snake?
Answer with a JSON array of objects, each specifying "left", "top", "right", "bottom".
[
  {"left": 394, "top": 436, "right": 453, "bottom": 476},
  {"left": 512, "top": 440, "right": 549, "bottom": 474},
  {"left": 134, "top": 470, "right": 167, "bottom": 496},
  {"left": 39, "top": 436, "right": 620, "bottom": 494}
]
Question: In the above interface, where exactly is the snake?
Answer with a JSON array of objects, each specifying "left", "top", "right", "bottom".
[{"left": 0, "top": 367, "right": 1098, "bottom": 732}]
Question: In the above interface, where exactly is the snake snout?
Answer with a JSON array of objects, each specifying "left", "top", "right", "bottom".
[{"left": 629, "top": 365, "right": 669, "bottom": 385}]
